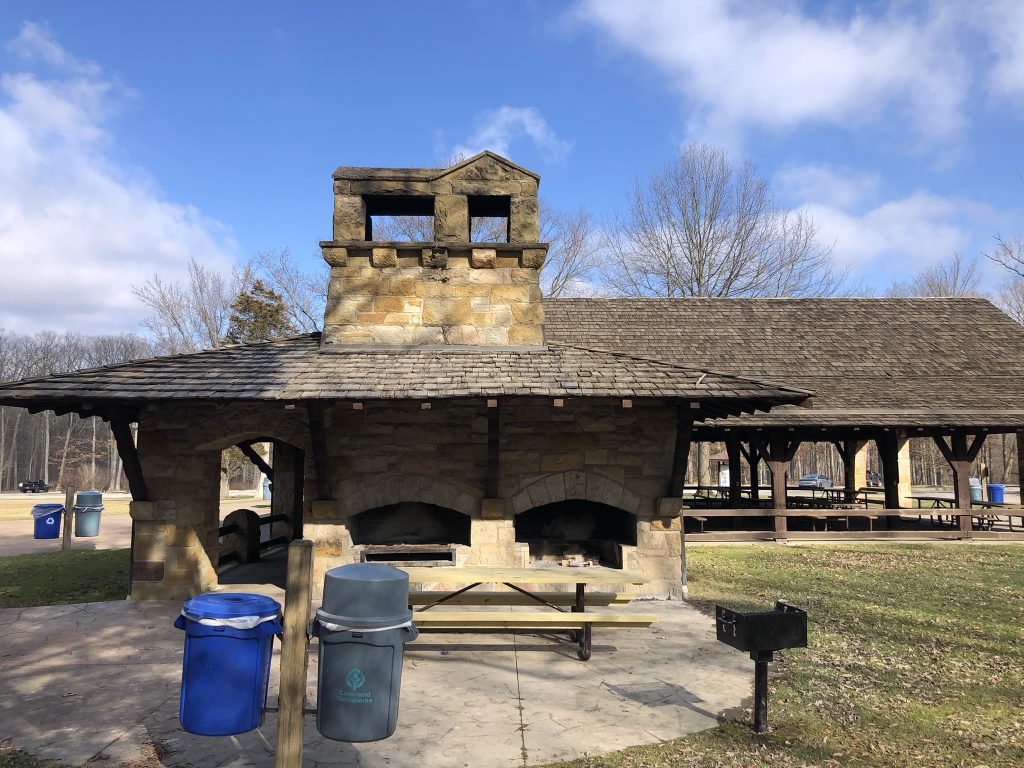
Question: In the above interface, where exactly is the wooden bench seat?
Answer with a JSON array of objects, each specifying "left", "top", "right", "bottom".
[
  {"left": 409, "top": 590, "right": 630, "bottom": 607},
  {"left": 411, "top": 610, "right": 657, "bottom": 630}
]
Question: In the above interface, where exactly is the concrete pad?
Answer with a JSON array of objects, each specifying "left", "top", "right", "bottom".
[{"left": 0, "top": 598, "right": 751, "bottom": 767}]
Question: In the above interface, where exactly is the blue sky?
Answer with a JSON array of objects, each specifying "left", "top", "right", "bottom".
[{"left": 1, "top": 1, "right": 1022, "bottom": 332}]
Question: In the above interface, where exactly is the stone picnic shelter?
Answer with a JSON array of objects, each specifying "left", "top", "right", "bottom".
[{"left": 2, "top": 151, "right": 1023, "bottom": 601}]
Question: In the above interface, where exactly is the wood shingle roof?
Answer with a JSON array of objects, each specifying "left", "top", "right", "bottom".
[
  {"left": 0, "top": 335, "right": 807, "bottom": 415},
  {"left": 543, "top": 297, "right": 1024, "bottom": 429}
]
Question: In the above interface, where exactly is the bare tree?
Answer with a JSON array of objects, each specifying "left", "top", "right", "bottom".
[
  {"left": 996, "top": 278, "right": 1024, "bottom": 324},
  {"left": 886, "top": 252, "right": 982, "bottom": 297},
  {"left": 133, "top": 257, "right": 253, "bottom": 353},
  {"left": 602, "top": 143, "right": 848, "bottom": 298},
  {"left": 540, "top": 204, "right": 602, "bottom": 298},
  {"left": 986, "top": 231, "right": 1024, "bottom": 279},
  {"left": 248, "top": 248, "right": 328, "bottom": 333}
]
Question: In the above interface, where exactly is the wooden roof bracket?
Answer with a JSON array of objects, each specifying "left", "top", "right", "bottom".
[{"left": 109, "top": 413, "right": 149, "bottom": 501}]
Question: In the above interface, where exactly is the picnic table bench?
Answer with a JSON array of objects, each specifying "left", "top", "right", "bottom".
[{"left": 401, "top": 565, "right": 655, "bottom": 660}]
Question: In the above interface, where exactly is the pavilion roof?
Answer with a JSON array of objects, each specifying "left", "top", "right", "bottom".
[
  {"left": 0, "top": 334, "right": 808, "bottom": 418},
  {"left": 543, "top": 297, "right": 1024, "bottom": 430}
]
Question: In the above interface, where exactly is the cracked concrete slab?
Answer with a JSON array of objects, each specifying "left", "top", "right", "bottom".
[{"left": 0, "top": 598, "right": 749, "bottom": 767}]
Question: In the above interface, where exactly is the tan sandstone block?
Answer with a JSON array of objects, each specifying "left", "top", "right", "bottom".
[
  {"left": 471, "top": 248, "right": 497, "bottom": 268},
  {"left": 372, "top": 247, "right": 398, "bottom": 268},
  {"left": 508, "top": 325, "right": 544, "bottom": 346},
  {"left": 522, "top": 248, "right": 546, "bottom": 269},
  {"left": 490, "top": 284, "right": 530, "bottom": 303},
  {"left": 333, "top": 195, "right": 366, "bottom": 240},
  {"left": 321, "top": 246, "right": 348, "bottom": 267}
]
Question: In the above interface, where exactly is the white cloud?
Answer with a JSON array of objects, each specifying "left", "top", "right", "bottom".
[
  {"left": 976, "top": 0, "right": 1024, "bottom": 104},
  {"left": 0, "top": 22, "right": 236, "bottom": 334},
  {"left": 574, "top": 0, "right": 970, "bottom": 147},
  {"left": 451, "top": 106, "right": 573, "bottom": 163},
  {"left": 775, "top": 164, "right": 880, "bottom": 209}
]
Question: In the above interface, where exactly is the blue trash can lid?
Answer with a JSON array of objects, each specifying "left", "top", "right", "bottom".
[
  {"left": 30, "top": 504, "right": 64, "bottom": 518},
  {"left": 182, "top": 593, "right": 281, "bottom": 621}
]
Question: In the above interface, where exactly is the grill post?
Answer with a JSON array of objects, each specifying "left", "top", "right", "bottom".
[{"left": 752, "top": 650, "right": 773, "bottom": 733}]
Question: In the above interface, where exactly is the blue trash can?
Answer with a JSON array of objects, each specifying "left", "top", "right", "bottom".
[
  {"left": 988, "top": 483, "right": 1005, "bottom": 504},
  {"left": 174, "top": 593, "right": 282, "bottom": 736},
  {"left": 31, "top": 504, "right": 64, "bottom": 539}
]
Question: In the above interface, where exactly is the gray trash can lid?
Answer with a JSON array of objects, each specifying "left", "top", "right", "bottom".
[{"left": 319, "top": 563, "right": 412, "bottom": 629}]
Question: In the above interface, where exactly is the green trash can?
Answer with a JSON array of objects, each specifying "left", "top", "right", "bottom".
[
  {"left": 312, "top": 563, "right": 418, "bottom": 742},
  {"left": 73, "top": 491, "right": 104, "bottom": 537}
]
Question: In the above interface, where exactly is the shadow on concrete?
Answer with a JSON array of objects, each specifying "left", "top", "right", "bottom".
[{"left": 604, "top": 679, "right": 723, "bottom": 721}]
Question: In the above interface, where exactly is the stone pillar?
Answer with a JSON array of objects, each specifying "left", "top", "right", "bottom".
[
  {"left": 271, "top": 440, "right": 304, "bottom": 540},
  {"left": 509, "top": 195, "right": 539, "bottom": 242},
  {"left": 435, "top": 194, "right": 469, "bottom": 241},
  {"left": 469, "top": 518, "right": 517, "bottom": 566},
  {"left": 897, "top": 432, "right": 913, "bottom": 507},
  {"left": 853, "top": 441, "right": 870, "bottom": 489},
  {"left": 333, "top": 194, "right": 366, "bottom": 240}
]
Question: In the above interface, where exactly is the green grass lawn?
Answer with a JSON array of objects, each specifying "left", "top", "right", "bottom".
[
  {"left": 541, "top": 544, "right": 1024, "bottom": 768},
  {"left": 0, "top": 549, "right": 129, "bottom": 608}
]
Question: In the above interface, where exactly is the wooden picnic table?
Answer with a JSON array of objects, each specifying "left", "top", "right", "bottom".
[{"left": 400, "top": 565, "right": 653, "bottom": 660}]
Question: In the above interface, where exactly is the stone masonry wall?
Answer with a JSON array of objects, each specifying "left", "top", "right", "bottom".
[{"left": 321, "top": 247, "right": 545, "bottom": 347}]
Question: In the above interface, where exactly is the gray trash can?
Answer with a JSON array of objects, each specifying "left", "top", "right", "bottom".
[
  {"left": 73, "top": 491, "right": 104, "bottom": 537},
  {"left": 312, "top": 563, "right": 418, "bottom": 742},
  {"left": 969, "top": 478, "right": 983, "bottom": 504}
]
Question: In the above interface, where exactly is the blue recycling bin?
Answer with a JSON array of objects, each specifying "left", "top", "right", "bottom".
[
  {"left": 988, "top": 483, "right": 1005, "bottom": 504},
  {"left": 174, "top": 593, "right": 282, "bottom": 736},
  {"left": 31, "top": 504, "right": 64, "bottom": 539}
]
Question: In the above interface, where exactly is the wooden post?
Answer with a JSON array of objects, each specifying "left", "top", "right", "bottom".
[
  {"left": 486, "top": 400, "right": 501, "bottom": 499},
  {"left": 741, "top": 442, "right": 760, "bottom": 501},
  {"left": 934, "top": 432, "right": 986, "bottom": 537},
  {"left": 726, "top": 435, "right": 742, "bottom": 507},
  {"left": 766, "top": 435, "right": 790, "bottom": 536},
  {"left": 61, "top": 485, "right": 75, "bottom": 552},
  {"left": 1017, "top": 432, "right": 1024, "bottom": 503},
  {"left": 275, "top": 539, "right": 314, "bottom": 768},
  {"left": 876, "top": 432, "right": 901, "bottom": 514},
  {"left": 305, "top": 403, "right": 332, "bottom": 501}
]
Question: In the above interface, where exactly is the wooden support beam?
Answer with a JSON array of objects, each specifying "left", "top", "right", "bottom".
[
  {"left": 876, "top": 432, "right": 901, "bottom": 511},
  {"left": 486, "top": 401, "right": 501, "bottom": 499},
  {"left": 1018, "top": 432, "right": 1024, "bottom": 504},
  {"left": 238, "top": 441, "right": 273, "bottom": 481},
  {"left": 275, "top": 540, "right": 313, "bottom": 768},
  {"left": 765, "top": 434, "right": 791, "bottom": 535},
  {"left": 726, "top": 435, "right": 742, "bottom": 507},
  {"left": 110, "top": 417, "right": 149, "bottom": 501},
  {"left": 305, "top": 403, "right": 332, "bottom": 500},
  {"left": 669, "top": 406, "right": 695, "bottom": 497}
]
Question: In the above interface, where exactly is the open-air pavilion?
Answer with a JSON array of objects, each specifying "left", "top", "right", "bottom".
[{"left": 2, "top": 152, "right": 1024, "bottom": 605}]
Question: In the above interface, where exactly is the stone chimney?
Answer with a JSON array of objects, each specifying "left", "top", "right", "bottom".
[{"left": 320, "top": 151, "right": 548, "bottom": 347}]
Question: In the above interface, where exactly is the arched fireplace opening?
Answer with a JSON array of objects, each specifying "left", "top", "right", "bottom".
[
  {"left": 515, "top": 499, "right": 637, "bottom": 569},
  {"left": 349, "top": 501, "right": 471, "bottom": 565}
]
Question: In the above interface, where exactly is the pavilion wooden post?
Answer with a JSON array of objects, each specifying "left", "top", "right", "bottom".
[
  {"left": 275, "top": 539, "right": 314, "bottom": 768},
  {"left": 670, "top": 406, "right": 695, "bottom": 596},
  {"left": 759, "top": 434, "right": 798, "bottom": 537},
  {"left": 726, "top": 434, "right": 742, "bottom": 506},
  {"left": 60, "top": 485, "right": 76, "bottom": 552},
  {"left": 1017, "top": 431, "right": 1024, "bottom": 501},
  {"left": 740, "top": 442, "right": 760, "bottom": 501},
  {"left": 933, "top": 431, "right": 986, "bottom": 537},
  {"left": 876, "top": 432, "right": 901, "bottom": 525}
]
